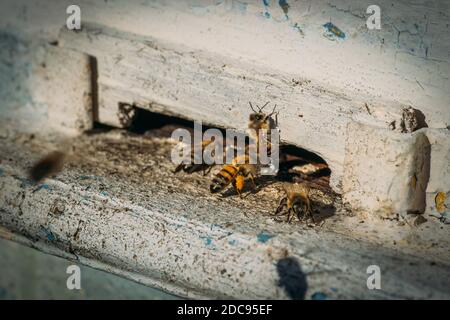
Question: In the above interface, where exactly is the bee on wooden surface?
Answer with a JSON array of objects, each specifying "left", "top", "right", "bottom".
[
  {"left": 29, "top": 151, "right": 66, "bottom": 183},
  {"left": 248, "top": 101, "right": 280, "bottom": 175},
  {"left": 273, "top": 183, "right": 314, "bottom": 223},
  {"left": 248, "top": 101, "right": 278, "bottom": 128},
  {"left": 248, "top": 101, "right": 278, "bottom": 146},
  {"left": 174, "top": 139, "right": 215, "bottom": 175},
  {"left": 209, "top": 154, "right": 257, "bottom": 198}
]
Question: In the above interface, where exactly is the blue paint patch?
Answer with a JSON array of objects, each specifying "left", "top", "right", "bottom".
[
  {"left": 262, "top": 0, "right": 271, "bottom": 18},
  {"left": 228, "top": 239, "right": 237, "bottom": 246},
  {"left": 17, "top": 177, "right": 33, "bottom": 188},
  {"left": 100, "top": 191, "right": 108, "bottom": 197},
  {"left": 34, "top": 183, "right": 52, "bottom": 192},
  {"left": 257, "top": 231, "right": 274, "bottom": 243},
  {"left": 330, "top": 287, "right": 338, "bottom": 293},
  {"left": 323, "top": 22, "right": 346, "bottom": 40},
  {"left": 279, "top": 0, "right": 289, "bottom": 16},
  {"left": 40, "top": 226, "right": 56, "bottom": 242},
  {"left": 311, "top": 292, "right": 328, "bottom": 300},
  {"left": 200, "top": 236, "right": 213, "bottom": 246},
  {"left": 232, "top": 0, "right": 248, "bottom": 13},
  {"left": 0, "top": 168, "right": 3, "bottom": 176}
]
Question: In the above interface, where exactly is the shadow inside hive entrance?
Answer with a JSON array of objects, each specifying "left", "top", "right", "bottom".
[{"left": 89, "top": 106, "right": 337, "bottom": 224}]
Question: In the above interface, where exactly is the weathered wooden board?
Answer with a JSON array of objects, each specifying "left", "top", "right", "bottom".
[{"left": 0, "top": 131, "right": 449, "bottom": 299}]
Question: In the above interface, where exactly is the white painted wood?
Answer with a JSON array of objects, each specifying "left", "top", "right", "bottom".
[
  {"left": 1, "top": 0, "right": 448, "bottom": 131},
  {"left": 29, "top": 46, "right": 93, "bottom": 134}
]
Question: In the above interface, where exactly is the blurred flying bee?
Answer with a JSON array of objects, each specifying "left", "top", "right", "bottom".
[
  {"left": 210, "top": 154, "right": 257, "bottom": 198},
  {"left": 273, "top": 183, "right": 314, "bottom": 223},
  {"left": 29, "top": 151, "right": 66, "bottom": 183},
  {"left": 174, "top": 139, "right": 215, "bottom": 175}
]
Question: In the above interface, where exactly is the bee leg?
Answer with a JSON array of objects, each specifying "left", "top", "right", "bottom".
[
  {"left": 249, "top": 173, "right": 257, "bottom": 190},
  {"left": 174, "top": 164, "right": 184, "bottom": 173},
  {"left": 287, "top": 209, "right": 294, "bottom": 223},
  {"left": 305, "top": 199, "right": 315, "bottom": 223},
  {"left": 186, "top": 165, "right": 197, "bottom": 174},
  {"left": 308, "top": 209, "right": 316, "bottom": 224},
  {"left": 295, "top": 208, "right": 304, "bottom": 222},
  {"left": 203, "top": 165, "right": 213, "bottom": 176},
  {"left": 274, "top": 197, "right": 287, "bottom": 216}
]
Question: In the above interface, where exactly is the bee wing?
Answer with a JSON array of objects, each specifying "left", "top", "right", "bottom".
[{"left": 284, "top": 182, "right": 309, "bottom": 195}]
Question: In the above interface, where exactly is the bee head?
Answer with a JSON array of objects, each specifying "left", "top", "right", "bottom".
[
  {"left": 249, "top": 112, "right": 266, "bottom": 123},
  {"left": 210, "top": 184, "right": 222, "bottom": 193},
  {"left": 292, "top": 196, "right": 308, "bottom": 215},
  {"left": 248, "top": 102, "right": 278, "bottom": 126}
]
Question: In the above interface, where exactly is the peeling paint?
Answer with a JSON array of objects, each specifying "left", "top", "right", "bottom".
[
  {"left": 40, "top": 226, "right": 55, "bottom": 242},
  {"left": 311, "top": 291, "right": 328, "bottom": 300},
  {"left": 34, "top": 183, "right": 52, "bottom": 192},
  {"left": 200, "top": 236, "right": 213, "bottom": 246},
  {"left": 323, "top": 22, "right": 346, "bottom": 40},
  {"left": 232, "top": 0, "right": 248, "bottom": 14},
  {"left": 278, "top": 0, "right": 289, "bottom": 16},
  {"left": 257, "top": 231, "right": 274, "bottom": 243},
  {"left": 16, "top": 176, "right": 33, "bottom": 188},
  {"left": 100, "top": 191, "right": 109, "bottom": 197},
  {"left": 262, "top": 0, "right": 271, "bottom": 18}
]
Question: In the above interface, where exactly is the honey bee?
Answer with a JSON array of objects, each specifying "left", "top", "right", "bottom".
[
  {"left": 209, "top": 154, "right": 257, "bottom": 198},
  {"left": 248, "top": 101, "right": 278, "bottom": 147},
  {"left": 209, "top": 102, "right": 280, "bottom": 197},
  {"left": 248, "top": 102, "right": 279, "bottom": 174},
  {"left": 174, "top": 139, "right": 215, "bottom": 175},
  {"left": 274, "top": 183, "right": 314, "bottom": 223}
]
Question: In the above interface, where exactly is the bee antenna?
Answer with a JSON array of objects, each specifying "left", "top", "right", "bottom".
[
  {"left": 249, "top": 101, "right": 257, "bottom": 113},
  {"left": 268, "top": 104, "right": 277, "bottom": 117},
  {"left": 260, "top": 101, "right": 270, "bottom": 111}
]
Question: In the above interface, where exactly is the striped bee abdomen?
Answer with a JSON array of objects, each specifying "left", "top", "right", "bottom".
[{"left": 210, "top": 164, "right": 238, "bottom": 193}]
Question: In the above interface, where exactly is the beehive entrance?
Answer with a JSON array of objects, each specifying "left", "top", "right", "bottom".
[{"left": 90, "top": 105, "right": 336, "bottom": 223}]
